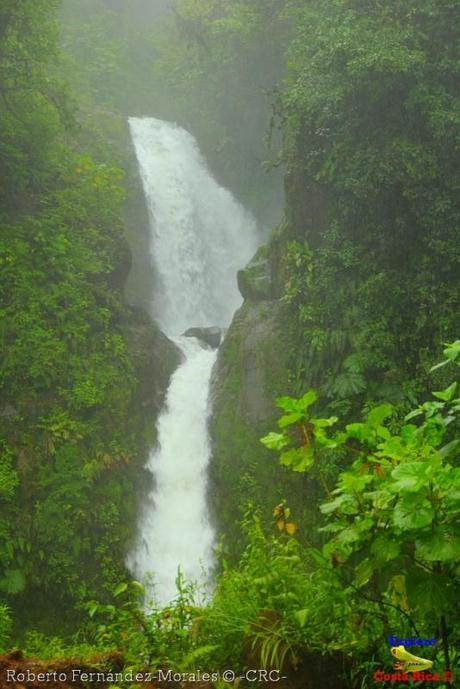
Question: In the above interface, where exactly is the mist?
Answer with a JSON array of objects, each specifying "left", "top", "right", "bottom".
[{"left": 1, "top": 1, "right": 458, "bottom": 684}]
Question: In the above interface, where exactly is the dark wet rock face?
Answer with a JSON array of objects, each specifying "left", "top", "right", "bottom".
[
  {"left": 183, "top": 326, "right": 223, "bottom": 349},
  {"left": 122, "top": 305, "right": 181, "bottom": 415},
  {"left": 237, "top": 245, "right": 273, "bottom": 301},
  {"left": 208, "top": 298, "right": 315, "bottom": 559},
  {"left": 108, "top": 235, "right": 133, "bottom": 291},
  {"left": 208, "top": 237, "right": 322, "bottom": 563}
]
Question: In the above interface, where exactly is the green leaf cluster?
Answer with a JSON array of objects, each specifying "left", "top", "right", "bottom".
[
  {"left": 261, "top": 342, "right": 460, "bottom": 671},
  {"left": 261, "top": 390, "right": 337, "bottom": 472}
]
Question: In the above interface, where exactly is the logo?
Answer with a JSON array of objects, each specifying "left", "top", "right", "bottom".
[
  {"left": 387, "top": 635, "right": 436, "bottom": 648},
  {"left": 372, "top": 643, "right": 454, "bottom": 683},
  {"left": 390, "top": 645, "right": 433, "bottom": 672}
]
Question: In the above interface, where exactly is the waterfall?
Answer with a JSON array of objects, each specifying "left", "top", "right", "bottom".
[{"left": 127, "top": 117, "right": 258, "bottom": 606}]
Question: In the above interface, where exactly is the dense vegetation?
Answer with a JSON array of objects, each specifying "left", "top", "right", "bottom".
[
  {"left": 0, "top": 0, "right": 149, "bottom": 629},
  {"left": 162, "top": 0, "right": 459, "bottom": 401},
  {"left": 0, "top": 0, "right": 459, "bottom": 687},
  {"left": 280, "top": 0, "right": 460, "bottom": 412},
  {"left": 3, "top": 345, "right": 458, "bottom": 687}
]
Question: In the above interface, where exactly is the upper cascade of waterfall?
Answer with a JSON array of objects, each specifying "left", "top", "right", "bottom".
[{"left": 129, "top": 117, "right": 259, "bottom": 335}]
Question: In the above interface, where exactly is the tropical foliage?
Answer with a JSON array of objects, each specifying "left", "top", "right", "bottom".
[
  {"left": 263, "top": 340, "right": 460, "bottom": 674},
  {"left": 0, "top": 0, "right": 142, "bottom": 621},
  {"left": 0, "top": 1, "right": 459, "bottom": 687},
  {"left": 1, "top": 344, "right": 456, "bottom": 688},
  {"left": 278, "top": 0, "right": 460, "bottom": 409}
]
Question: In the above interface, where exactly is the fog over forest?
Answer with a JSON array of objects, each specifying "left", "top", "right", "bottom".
[{"left": 0, "top": 1, "right": 459, "bottom": 688}]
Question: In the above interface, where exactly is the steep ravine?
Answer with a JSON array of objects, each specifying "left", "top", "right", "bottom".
[
  {"left": 120, "top": 110, "right": 319, "bottom": 574},
  {"left": 124, "top": 116, "right": 259, "bottom": 602}
]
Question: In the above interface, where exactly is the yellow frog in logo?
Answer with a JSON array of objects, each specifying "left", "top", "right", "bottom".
[{"left": 391, "top": 645, "right": 433, "bottom": 672}]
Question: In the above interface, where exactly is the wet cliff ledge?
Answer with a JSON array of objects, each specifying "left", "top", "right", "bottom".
[
  {"left": 209, "top": 245, "right": 317, "bottom": 558},
  {"left": 121, "top": 305, "right": 181, "bottom": 429}
]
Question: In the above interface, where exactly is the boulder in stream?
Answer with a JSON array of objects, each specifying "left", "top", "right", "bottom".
[{"left": 183, "top": 326, "right": 223, "bottom": 349}]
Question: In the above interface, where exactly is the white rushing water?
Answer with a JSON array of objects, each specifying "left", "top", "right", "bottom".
[{"left": 127, "top": 117, "right": 258, "bottom": 605}]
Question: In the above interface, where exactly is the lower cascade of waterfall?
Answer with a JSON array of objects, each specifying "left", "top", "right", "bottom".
[
  {"left": 129, "top": 337, "right": 216, "bottom": 604},
  {"left": 127, "top": 116, "right": 258, "bottom": 606}
]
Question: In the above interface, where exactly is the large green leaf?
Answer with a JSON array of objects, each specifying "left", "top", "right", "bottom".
[
  {"left": 370, "top": 535, "right": 400, "bottom": 563},
  {"left": 416, "top": 532, "right": 460, "bottom": 563},
  {"left": 391, "top": 462, "right": 428, "bottom": 492},
  {"left": 280, "top": 445, "right": 315, "bottom": 472},
  {"left": 353, "top": 558, "right": 375, "bottom": 587},
  {"left": 406, "top": 569, "right": 453, "bottom": 613},
  {"left": 367, "top": 404, "right": 394, "bottom": 427},
  {"left": 393, "top": 500, "right": 434, "bottom": 530},
  {"left": 278, "top": 412, "right": 304, "bottom": 429},
  {"left": 113, "top": 581, "right": 128, "bottom": 597},
  {"left": 260, "top": 432, "right": 288, "bottom": 450},
  {"left": 297, "top": 390, "right": 317, "bottom": 411},
  {"left": 433, "top": 382, "right": 457, "bottom": 402},
  {"left": 320, "top": 493, "right": 350, "bottom": 514}
]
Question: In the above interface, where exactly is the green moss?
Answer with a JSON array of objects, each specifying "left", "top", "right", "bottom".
[{"left": 209, "top": 299, "right": 319, "bottom": 560}]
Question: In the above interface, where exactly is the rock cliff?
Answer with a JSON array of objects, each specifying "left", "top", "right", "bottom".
[{"left": 209, "top": 239, "right": 316, "bottom": 557}]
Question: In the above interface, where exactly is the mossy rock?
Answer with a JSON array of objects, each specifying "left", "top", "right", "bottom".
[
  {"left": 237, "top": 245, "right": 273, "bottom": 301},
  {"left": 209, "top": 299, "right": 319, "bottom": 560},
  {"left": 121, "top": 306, "right": 181, "bottom": 419}
]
